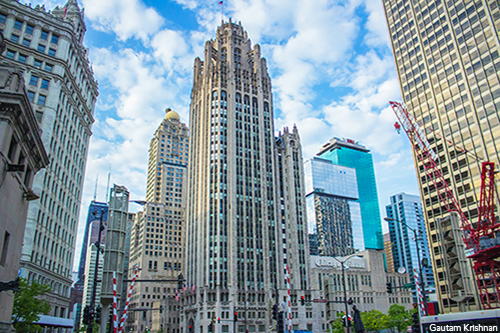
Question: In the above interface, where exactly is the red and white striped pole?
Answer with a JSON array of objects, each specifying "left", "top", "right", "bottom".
[
  {"left": 414, "top": 268, "right": 426, "bottom": 316},
  {"left": 118, "top": 264, "right": 139, "bottom": 333},
  {"left": 113, "top": 271, "right": 117, "bottom": 333},
  {"left": 285, "top": 265, "right": 292, "bottom": 333}
]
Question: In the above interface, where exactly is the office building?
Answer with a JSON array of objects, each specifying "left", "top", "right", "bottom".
[
  {"left": 310, "top": 250, "right": 413, "bottom": 327},
  {"left": 184, "top": 20, "right": 317, "bottom": 333},
  {"left": 304, "top": 157, "right": 363, "bottom": 256},
  {"left": 0, "top": 0, "right": 98, "bottom": 323},
  {"left": 146, "top": 108, "right": 189, "bottom": 203},
  {"left": 386, "top": 192, "right": 435, "bottom": 301},
  {"left": 73, "top": 201, "right": 107, "bottom": 329},
  {"left": 80, "top": 243, "right": 104, "bottom": 327},
  {"left": 383, "top": 232, "right": 395, "bottom": 273},
  {"left": 77, "top": 202, "right": 108, "bottom": 282},
  {"left": 382, "top": 0, "right": 500, "bottom": 312},
  {"left": 317, "top": 137, "right": 384, "bottom": 250},
  {"left": 0, "top": 63, "right": 49, "bottom": 333},
  {"left": 126, "top": 111, "right": 188, "bottom": 332}
]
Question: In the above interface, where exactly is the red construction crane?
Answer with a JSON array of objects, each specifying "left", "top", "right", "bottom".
[{"left": 389, "top": 101, "right": 500, "bottom": 309}]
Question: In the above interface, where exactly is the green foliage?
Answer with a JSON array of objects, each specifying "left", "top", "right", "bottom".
[
  {"left": 385, "top": 304, "right": 412, "bottom": 332},
  {"left": 360, "top": 309, "right": 389, "bottom": 332},
  {"left": 11, "top": 278, "right": 51, "bottom": 333},
  {"left": 329, "top": 318, "right": 345, "bottom": 333}
]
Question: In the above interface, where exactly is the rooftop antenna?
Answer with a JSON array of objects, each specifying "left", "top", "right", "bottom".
[
  {"left": 105, "top": 170, "right": 111, "bottom": 203},
  {"left": 93, "top": 174, "right": 98, "bottom": 202}
]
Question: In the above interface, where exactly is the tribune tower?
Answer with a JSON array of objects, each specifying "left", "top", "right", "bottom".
[{"left": 184, "top": 20, "right": 318, "bottom": 333}]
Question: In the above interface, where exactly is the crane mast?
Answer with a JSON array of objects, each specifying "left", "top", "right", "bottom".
[{"left": 389, "top": 101, "right": 500, "bottom": 310}]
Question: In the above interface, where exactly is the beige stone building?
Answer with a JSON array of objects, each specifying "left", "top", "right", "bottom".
[
  {"left": 126, "top": 110, "right": 188, "bottom": 332},
  {"left": 183, "top": 20, "right": 315, "bottom": 333},
  {"left": 0, "top": 0, "right": 98, "bottom": 325},
  {"left": 382, "top": 0, "right": 500, "bottom": 312},
  {"left": 310, "top": 250, "right": 413, "bottom": 330},
  {"left": 0, "top": 63, "right": 49, "bottom": 333}
]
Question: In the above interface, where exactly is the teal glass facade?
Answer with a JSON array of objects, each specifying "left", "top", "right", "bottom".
[{"left": 317, "top": 138, "right": 384, "bottom": 250}]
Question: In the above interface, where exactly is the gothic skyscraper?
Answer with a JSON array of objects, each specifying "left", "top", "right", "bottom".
[{"left": 184, "top": 21, "right": 316, "bottom": 333}]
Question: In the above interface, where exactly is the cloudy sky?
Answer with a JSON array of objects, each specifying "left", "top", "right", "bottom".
[{"left": 30, "top": 0, "right": 420, "bottom": 271}]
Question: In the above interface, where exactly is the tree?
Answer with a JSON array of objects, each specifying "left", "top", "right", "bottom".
[
  {"left": 385, "top": 304, "right": 412, "bottom": 332},
  {"left": 11, "top": 278, "right": 51, "bottom": 333},
  {"left": 360, "top": 309, "right": 389, "bottom": 332}
]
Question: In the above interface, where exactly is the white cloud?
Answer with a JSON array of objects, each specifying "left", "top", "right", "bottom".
[
  {"left": 151, "top": 29, "right": 190, "bottom": 71},
  {"left": 81, "top": 0, "right": 164, "bottom": 42}
]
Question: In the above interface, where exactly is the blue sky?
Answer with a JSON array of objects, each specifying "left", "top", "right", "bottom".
[{"left": 29, "top": 0, "right": 419, "bottom": 271}]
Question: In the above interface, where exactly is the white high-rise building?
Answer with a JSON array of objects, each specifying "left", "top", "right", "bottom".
[
  {"left": 0, "top": 0, "right": 98, "bottom": 323},
  {"left": 184, "top": 20, "right": 318, "bottom": 333}
]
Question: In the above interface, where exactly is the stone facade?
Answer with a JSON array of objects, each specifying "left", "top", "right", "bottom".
[
  {"left": 184, "top": 20, "right": 315, "bottom": 333},
  {"left": 0, "top": 0, "right": 98, "bottom": 325},
  {"left": 310, "top": 250, "right": 413, "bottom": 330},
  {"left": 0, "top": 64, "right": 49, "bottom": 332}
]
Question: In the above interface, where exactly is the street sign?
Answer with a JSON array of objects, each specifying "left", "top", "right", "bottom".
[
  {"left": 312, "top": 299, "right": 328, "bottom": 303},
  {"left": 404, "top": 283, "right": 413, "bottom": 289}
]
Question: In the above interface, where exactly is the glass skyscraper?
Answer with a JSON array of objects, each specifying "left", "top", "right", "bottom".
[
  {"left": 317, "top": 137, "right": 384, "bottom": 250},
  {"left": 386, "top": 192, "right": 434, "bottom": 301},
  {"left": 383, "top": 0, "right": 500, "bottom": 312},
  {"left": 304, "top": 157, "right": 364, "bottom": 256}
]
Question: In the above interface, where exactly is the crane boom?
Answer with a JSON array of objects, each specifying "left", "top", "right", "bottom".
[
  {"left": 389, "top": 101, "right": 473, "bottom": 244},
  {"left": 389, "top": 101, "right": 500, "bottom": 309}
]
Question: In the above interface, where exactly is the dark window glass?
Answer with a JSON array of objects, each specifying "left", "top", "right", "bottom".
[
  {"left": 41, "top": 79, "right": 49, "bottom": 90},
  {"left": 33, "top": 59, "right": 41, "bottom": 68},
  {"left": 6, "top": 50, "right": 14, "bottom": 59},
  {"left": 37, "top": 95, "right": 46, "bottom": 106},
  {"left": 25, "top": 25, "right": 34, "bottom": 35},
  {"left": 51, "top": 35, "right": 58, "bottom": 44},
  {"left": 18, "top": 54, "right": 26, "bottom": 63},
  {"left": 40, "top": 30, "right": 48, "bottom": 40},
  {"left": 0, "top": 14, "right": 6, "bottom": 24},
  {"left": 14, "top": 20, "right": 22, "bottom": 30},
  {"left": 37, "top": 44, "right": 45, "bottom": 52},
  {"left": 48, "top": 48, "right": 56, "bottom": 57},
  {"left": 44, "top": 63, "right": 52, "bottom": 72},
  {"left": 27, "top": 91, "right": 34, "bottom": 102},
  {"left": 22, "top": 39, "right": 30, "bottom": 47},
  {"left": 10, "top": 35, "right": 19, "bottom": 43},
  {"left": 29, "top": 75, "right": 38, "bottom": 86}
]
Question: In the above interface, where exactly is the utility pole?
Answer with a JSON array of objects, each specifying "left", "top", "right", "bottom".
[{"left": 88, "top": 209, "right": 106, "bottom": 333}]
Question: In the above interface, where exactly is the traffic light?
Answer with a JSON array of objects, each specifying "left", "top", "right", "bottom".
[
  {"left": 272, "top": 304, "right": 278, "bottom": 320},
  {"left": 300, "top": 296, "right": 305, "bottom": 306},
  {"left": 386, "top": 281, "right": 393, "bottom": 294},
  {"left": 277, "top": 312, "right": 284, "bottom": 333},
  {"left": 412, "top": 312, "right": 420, "bottom": 333},
  {"left": 177, "top": 274, "right": 184, "bottom": 290},
  {"left": 341, "top": 315, "right": 352, "bottom": 327},
  {"left": 234, "top": 311, "right": 238, "bottom": 322},
  {"left": 188, "top": 325, "right": 193, "bottom": 333},
  {"left": 218, "top": 317, "right": 221, "bottom": 323},
  {"left": 94, "top": 307, "right": 102, "bottom": 324},
  {"left": 82, "top": 306, "right": 91, "bottom": 325}
]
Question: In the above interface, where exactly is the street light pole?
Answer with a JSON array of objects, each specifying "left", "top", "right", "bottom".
[
  {"left": 384, "top": 217, "right": 427, "bottom": 314},
  {"left": 332, "top": 253, "right": 362, "bottom": 333},
  {"left": 341, "top": 262, "right": 349, "bottom": 333},
  {"left": 88, "top": 209, "right": 106, "bottom": 333}
]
